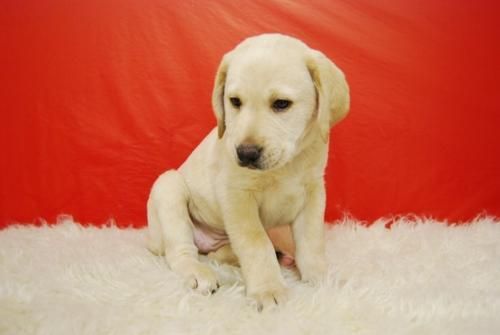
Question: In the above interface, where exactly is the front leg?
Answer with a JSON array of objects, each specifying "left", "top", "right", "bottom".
[
  {"left": 292, "top": 180, "right": 327, "bottom": 284},
  {"left": 222, "top": 190, "right": 286, "bottom": 310}
]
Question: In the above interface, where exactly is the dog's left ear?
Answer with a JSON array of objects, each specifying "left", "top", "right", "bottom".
[
  {"left": 212, "top": 54, "right": 231, "bottom": 139},
  {"left": 306, "top": 50, "right": 350, "bottom": 143}
]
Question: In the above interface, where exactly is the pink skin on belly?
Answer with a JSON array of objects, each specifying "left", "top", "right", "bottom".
[
  {"left": 192, "top": 221, "right": 230, "bottom": 254},
  {"left": 192, "top": 221, "right": 296, "bottom": 267}
]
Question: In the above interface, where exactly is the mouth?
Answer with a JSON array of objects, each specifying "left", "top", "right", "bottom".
[{"left": 238, "top": 160, "right": 261, "bottom": 170}]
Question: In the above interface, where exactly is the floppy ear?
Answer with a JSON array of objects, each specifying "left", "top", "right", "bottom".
[
  {"left": 211, "top": 54, "right": 231, "bottom": 139},
  {"left": 306, "top": 50, "right": 350, "bottom": 142}
]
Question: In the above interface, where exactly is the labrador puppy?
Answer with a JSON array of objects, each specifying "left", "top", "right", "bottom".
[{"left": 147, "top": 33, "right": 349, "bottom": 309}]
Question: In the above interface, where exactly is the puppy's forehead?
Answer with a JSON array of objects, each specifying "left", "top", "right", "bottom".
[{"left": 225, "top": 51, "right": 311, "bottom": 96}]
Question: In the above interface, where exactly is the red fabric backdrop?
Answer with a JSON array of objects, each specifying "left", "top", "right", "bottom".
[{"left": 1, "top": 0, "right": 499, "bottom": 228}]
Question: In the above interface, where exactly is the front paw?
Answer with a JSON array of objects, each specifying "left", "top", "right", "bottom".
[
  {"left": 297, "top": 255, "right": 327, "bottom": 285},
  {"left": 248, "top": 281, "right": 287, "bottom": 312},
  {"left": 183, "top": 262, "right": 219, "bottom": 295}
]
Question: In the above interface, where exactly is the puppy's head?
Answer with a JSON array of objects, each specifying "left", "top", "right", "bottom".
[{"left": 212, "top": 34, "right": 349, "bottom": 170}]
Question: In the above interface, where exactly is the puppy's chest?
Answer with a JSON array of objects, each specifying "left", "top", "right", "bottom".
[{"left": 257, "top": 180, "right": 306, "bottom": 227}]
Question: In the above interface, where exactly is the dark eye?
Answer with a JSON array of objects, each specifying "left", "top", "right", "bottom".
[
  {"left": 229, "top": 97, "right": 242, "bottom": 108},
  {"left": 272, "top": 99, "right": 292, "bottom": 112}
]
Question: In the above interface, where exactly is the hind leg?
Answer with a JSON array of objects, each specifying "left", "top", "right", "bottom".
[
  {"left": 208, "top": 244, "right": 239, "bottom": 266},
  {"left": 147, "top": 170, "right": 218, "bottom": 294}
]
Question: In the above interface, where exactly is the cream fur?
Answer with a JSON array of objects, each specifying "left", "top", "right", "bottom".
[{"left": 147, "top": 33, "right": 350, "bottom": 309}]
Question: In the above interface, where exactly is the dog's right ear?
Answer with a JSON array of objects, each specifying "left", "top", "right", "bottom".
[{"left": 212, "top": 54, "right": 231, "bottom": 139}]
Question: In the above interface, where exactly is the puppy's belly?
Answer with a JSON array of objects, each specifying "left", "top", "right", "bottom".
[{"left": 191, "top": 218, "right": 229, "bottom": 254}]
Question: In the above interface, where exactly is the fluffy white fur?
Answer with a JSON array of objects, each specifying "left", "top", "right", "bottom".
[{"left": 1, "top": 216, "right": 499, "bottom": 335}]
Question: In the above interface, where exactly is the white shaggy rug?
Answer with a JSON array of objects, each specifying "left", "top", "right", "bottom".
[{"left": 1, "top": 216, "right": 499, "bottom": 335}]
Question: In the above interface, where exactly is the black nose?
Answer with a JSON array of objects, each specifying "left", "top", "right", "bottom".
[{"left": 236, "top": 144, "right": 262, "bottom": 167}]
